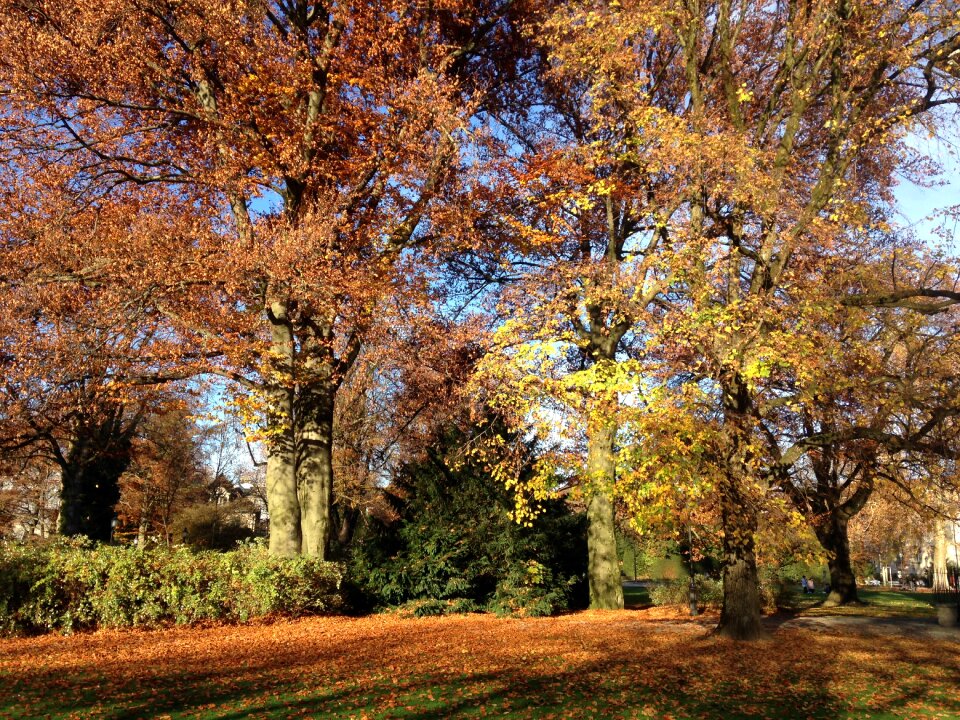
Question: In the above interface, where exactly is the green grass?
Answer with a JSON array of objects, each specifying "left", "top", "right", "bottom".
[
  {"left": 622, "top": 584, "right": 651, "bottom": 608},
  {"left": 787, "top": 587, "right": 937, "bottom": 618}
]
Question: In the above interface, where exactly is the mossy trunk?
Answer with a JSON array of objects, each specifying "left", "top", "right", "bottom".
[
  {"left": 817, "top": 515, "right": 859, "bottom": 605},
  {"left": 586, "top": 422, "right": 623, "bottom": 610},
  {"left": 299, "top": 386, "right": 335, "bottom": 559},
  {"left": 265, "top": 301, "right": 302, "bottom": 557}
]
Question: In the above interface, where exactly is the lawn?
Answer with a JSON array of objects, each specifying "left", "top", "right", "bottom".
[
  {"left": 1, "top": 610, "right": 957, "bottom": 720},
  {"left": 622, "top": 584, "right": 651, "bottom": 608},
  {"left": 787, "top": 588, "right": 938, "bottom": 618}
]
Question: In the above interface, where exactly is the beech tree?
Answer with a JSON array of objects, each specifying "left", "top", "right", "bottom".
[
  {"left": 487, "top": 0, "right": 960, "bottom": 638},
  {"left": 769, "top": 288, "right": 960, "bottom": 605},
  {"left": 0, "top": 0, "right": 526, "bottom": 557},
  {"left": 118, "top": 403, "right": 209, "bottom": 545}
]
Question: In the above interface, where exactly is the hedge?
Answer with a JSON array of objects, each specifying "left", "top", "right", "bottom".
[{"left": 0, "top": 539, "right": 345, "bottom": 635}]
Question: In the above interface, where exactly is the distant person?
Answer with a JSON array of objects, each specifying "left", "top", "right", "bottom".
[
  {"left": 801, "top": 576, "right": 808, "bottom": 594},
  {"left": 807, "top": 578, "right": 815, "bottom": 594}
]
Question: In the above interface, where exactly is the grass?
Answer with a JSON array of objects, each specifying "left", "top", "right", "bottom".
[
  {"left": 786, "top": 588, "right": 938, "bottom": 619},
  {"left": 622, "top": 584, "right": 651, "bottom": 608},
  {"left": 1, "top": 610, "right": 957, "bottom": 720}
]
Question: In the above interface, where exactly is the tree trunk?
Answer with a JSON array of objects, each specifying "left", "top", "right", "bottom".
[
  {"left": 817, "top": 515, "right": 859, "bottom": 605},
  {"left": 586, "top": 422, "right": 623, "bottom": 609},
  {"left": 58, "top": 440, "right": 129, "bottom": 542},
  {"left": 335, "top": 504, "right": 360, "bottom": 550},
  {"left": 265, "top": 412, "right": 300, "bottom": 555},
  {"left": 716, "top": 475, "right": 764, "bottom": 640},
  {"left": 298, "top": 385, "right": 335, "bottom": 559},
  {"left": 933, "top": 519, "right": 950, "bottom": 593},
  {"left": 265, "top": 301, "right": 302, "bottom": 557}
]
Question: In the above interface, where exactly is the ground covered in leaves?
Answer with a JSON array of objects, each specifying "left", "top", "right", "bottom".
[{"left": 1, "top": 610, "right": 957, "bottom": 720}]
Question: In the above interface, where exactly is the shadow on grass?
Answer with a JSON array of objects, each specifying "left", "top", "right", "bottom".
[{"left": 1, "top": 617, "right": 957, "bottom": 720}]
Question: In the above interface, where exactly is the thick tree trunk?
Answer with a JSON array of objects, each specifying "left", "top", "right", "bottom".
[
  {"left": 58, "top": 439, "right": 129, "bottom": 542},
  {"left": 265, "top": 404, "right": 300, "bottom": 555},
  {"left": 298, "top": 386, "right": 335, "bottom": 559},
  {"left": 586, "top": 422, "right": 623, "bottom": 610},
  {"left": 265, "top": 301, "right": 302, "bottom": 557},
  {"left": 716, "top": 476, "right": 764, "bottom": 640},
  {"left": 817, "top": 516, "right": 859, "bottom": 605}
]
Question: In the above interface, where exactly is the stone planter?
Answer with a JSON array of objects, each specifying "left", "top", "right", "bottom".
[{"left": 936, "top": 603, "right": 958, "bottom": 628}]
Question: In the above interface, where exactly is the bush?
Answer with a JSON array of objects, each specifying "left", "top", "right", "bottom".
[
  {"left": 649, "top": 575, "right": 780, "bottom": 613},
  {"left": 649, "top": 577, "right": 723, "bottom": 609},
  {"left": 349, "top": 431, "right": 588, "bottom": 617},
  {"left": 171, "top": 500, "right": 259, "bottom": 551},
  {"left": 0, "top": 539, "right": 345, "bottom": 635}
]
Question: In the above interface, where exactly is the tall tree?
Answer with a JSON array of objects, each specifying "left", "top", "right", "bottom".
[
  {"left": 0, "top": 0, "right": 526, "bottom": 557},
  {"left": 499, "top": 0, "right": 960, "bottom": 638}
]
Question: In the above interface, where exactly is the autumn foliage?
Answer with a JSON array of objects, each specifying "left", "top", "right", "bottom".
[{"left": 1, "top": 0, "right": 960, "bottom": 644}]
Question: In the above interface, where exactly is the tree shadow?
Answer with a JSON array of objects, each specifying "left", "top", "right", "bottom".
[{"left": 1, "top": 615, "right": 957, "bottom": 719}]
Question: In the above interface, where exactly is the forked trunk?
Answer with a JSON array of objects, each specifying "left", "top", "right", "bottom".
[
  {"left": 586, "top": 422, "right": 623, "bottom": 610},
  {"left": 299, "top": 386, "right": 335, "bottom": 559},
  {"left": 716, "top": 476, "right": 764, "bottom": 640},
  {"left": 817, "top": 516, "right": 859, "bottom": 605}
]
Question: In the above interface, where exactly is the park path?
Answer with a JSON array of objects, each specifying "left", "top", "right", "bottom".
[
  {"left": 771, "top": 614, "right": 960, "bottom": 642},
  {"left": 629, "top": 605, "right": 960, "bottom": 642}
]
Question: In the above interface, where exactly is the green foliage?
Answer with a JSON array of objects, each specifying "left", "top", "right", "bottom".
[
  {"left": 349, "top": 441, "right": 588, "bottom": 617},
  {"left": 648, "top": 576, "right": 781, "bottom": 612},
  {"left": 171, "top": 500, "right": 259, "bottom": 551},
  {"left": 649, "top": 577, "right": 723, "bottom": 609},
  {"left": 0, "top": 539, "right": 345, "bottom": 635}
]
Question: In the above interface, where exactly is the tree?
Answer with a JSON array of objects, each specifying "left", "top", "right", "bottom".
[
  {"left": 118, "top": 403, "right": 209, "bottom": 545},
  {"left": 497, "top": 0, "right": 960, "bottom": 638},
  {"left": 0, "top": 0, "right": 527, "bottom": 557},
  {"left": 754, "top": 280, "right": 960, "bottom": 604},
  {"left": 350, "top": 421, "right": 588, "bottom": 616}
]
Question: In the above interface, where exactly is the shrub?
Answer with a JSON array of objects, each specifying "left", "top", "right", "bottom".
[
  {"left": 649, "top": 577, "right": 723, "bottom": 609},
  {"left": 171, "top": 500, "right": 258, "bottom": 551},
  {"left": 349, "top": 430, "right": 588, "bottom": 617},
  {"left": 648, "top": 575, "right": 780, "bottom": 613},
  {"left": 0, "top": 539, "right": 345, "bottom": 635}
]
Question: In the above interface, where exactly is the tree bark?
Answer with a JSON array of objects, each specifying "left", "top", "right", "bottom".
[
  {"left": 298, "top": 384, "right": 335, "bottom": 559},
  {"left": 57, "top": 410, "right": 133, "bottom": 542},
  {"left": 715, "top": 380, "right": 765, "bottom": 641},
  {"left": 58, "top": 441, "right": 129, "bottom": 542},
  {"left": 817, "top": 515, "right": 860, "bottom": 605},
  {"left": 715, "top": 473, "right": 764, "bottom": 640},
  {"left": 933, "top": 519, "right": 950, "bottom": 593},
  {"left": 265, "top": 301, "right": 302, "bottom": 556},
  {"left": 586, "top": 422, "right": 624, "bottom": 609}
]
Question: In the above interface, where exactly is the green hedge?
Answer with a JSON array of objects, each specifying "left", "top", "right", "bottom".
[
  {"left": 0, "top": 539, "right": 345, "bottom": 635},
  {"left": 649, "top": 577, "right": 724, "bottom": 609},
  {"left": 648, "top": 576, "right": 781, "bottom": 612}
]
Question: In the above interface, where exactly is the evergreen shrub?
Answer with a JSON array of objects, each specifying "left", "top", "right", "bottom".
[{"left": 349, "top": 436, "right": 588, "bottom": 617}]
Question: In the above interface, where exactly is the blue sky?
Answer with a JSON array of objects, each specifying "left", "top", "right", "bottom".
[{"left": 895, "top": 130, "right": 960, "bottom": 252}]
